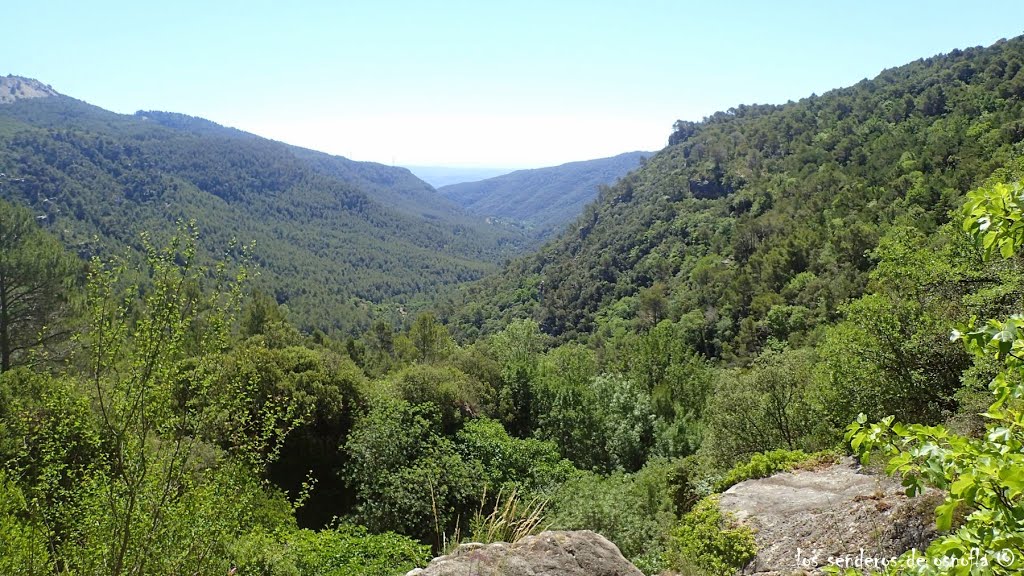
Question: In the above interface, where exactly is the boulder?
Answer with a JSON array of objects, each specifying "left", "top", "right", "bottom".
[
  {"left": 405, "top": 530, "right": 645, "bottom": 576},
  {"left": 718, "top": 458, "right": 941, "bottom": 575}
]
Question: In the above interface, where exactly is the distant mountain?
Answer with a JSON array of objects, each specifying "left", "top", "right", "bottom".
[
  {"left": 438, "top": 152, "right": 651, "bottom": 240},
  {"left": 0, "top": 75, "right": 59, "bottom": 103},
  {"left": 405, "top": 165, "right": 515, "bottom": 188},
  {"left": 0, "top": 78, "right": 530, "bottom": 333}
]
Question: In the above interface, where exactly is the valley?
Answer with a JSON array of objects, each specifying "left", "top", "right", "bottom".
[{"left": 3, "top": 31, "right": 1024, "bottom": 576}]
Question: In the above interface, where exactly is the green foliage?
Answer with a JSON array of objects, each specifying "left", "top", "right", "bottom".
[
  {"left": 0, "top": 368, "right": 100, "bottom": 559},
  {"left": 0, "top": 225, "right": 308, "bottom": 575},
  {"left": 241, "top": 290, "right": 302, "bottom": 346},
  {"left": 592, "top": 373, "right": 657, "bottom": 472},
  {"left": 0, "top": 198, "right": 80, "bottom": 372},
  {"left": 455, "top": 417, "right": 573, "bottom": 495},
  {"left": 532, "top": 343, "right": 606, "bottom": 469},
  {"left": 844, "top": 178, "right": 1024, "bottom": 575},
  {"left": 962, "top": 180, "right": 1024, "bottom": 259},
  {"left": 817, "top": 293, "right": 967, "bottom": 427},
  {"left": 451, "top": 37, "right": 1024, "bottom": 360},
  {"left": 816, "top": 225, "right": 972, "bottom": 429},
  {"left": 611, "top": 321, "right": 713, "bottom": 458},
  {"left": 664, "top": 496, "right": 757, "bottom": 576},
  {"left": 68, "top": 227, "right": 265, "bottom": 575},
  {"left": 387, "top": 364, "right": 483, "bottom": 435},
  {"left": 0, "top": 470, "right": 52, "bottom": 575},
  {"left": 344, "top": 397, "right": 479, "bottom": 543},
  {"left": 213, "top": 340, "right": 363, "bottom": 527},
  {"left": 714, "top": 449, "right": 837, "bottom": 492},
  {"left": 488, "top": 319, "right": 547, "bottom": 435},
  {"left": 548, "top": 459, "right": 678, "bottom": 574},
  {"left": 407, "top": 312, "right": 455, "bottom": 364},
  {"left": 703, "top": 348, "right": 826, "bottom": 465},
  {"left": 230, "top": 524, "right": 429, "bottom": 576}
]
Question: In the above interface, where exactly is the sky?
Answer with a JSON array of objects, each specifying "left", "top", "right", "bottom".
[{"left": 4, "top": 1, "right": 1024, "bottom": 168}]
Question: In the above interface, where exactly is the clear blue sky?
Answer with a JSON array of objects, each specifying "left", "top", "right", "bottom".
[{"left": 4, "top": 1, "right": 1023, "bottom": 167}]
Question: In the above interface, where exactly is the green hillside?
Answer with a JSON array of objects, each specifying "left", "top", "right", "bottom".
[
  {"left": 0, "top": 90, "right": 529, "bottom": 333},
  {"left": 6, "top": 36, "right": 1024, "bottom": 576},
  {"left": 438, "top": 151, "right": 650, "bottom": 239},
  {"left": 449, "top": 38, "right": 1024, "bottom": 351}
]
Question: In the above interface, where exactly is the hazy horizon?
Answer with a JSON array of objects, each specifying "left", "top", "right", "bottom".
[{"left": 4, "top": 1, "right": 1023, "bottom": 166}]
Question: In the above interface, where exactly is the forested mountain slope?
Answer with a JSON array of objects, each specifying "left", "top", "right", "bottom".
[
  {"left": 7, "top": 39, "right": 1024, "bottom": 576},
  {"left": 449, "top": 37, "right": 1024, "bottom": 353},
  {"left": 0, "top": 83, "right": 529, "bottom": 332},
  {"left": 438, "top": 151, "right": 650, "bottom": 239},
  {"left": 406, "top": 165, "right": 514, "bottom": 188}
]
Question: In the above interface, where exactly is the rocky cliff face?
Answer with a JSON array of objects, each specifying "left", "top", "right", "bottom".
[
  {"left": 0, "top": 75, "right": 59, "bottom": 103},
  {"left": 406, "top": 530, "right": 645, "bottom": 576},
  {"left": 718, "top": 458, "right": 941, "bottom": 575}
]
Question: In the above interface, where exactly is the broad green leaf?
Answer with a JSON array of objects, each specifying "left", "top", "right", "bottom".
[
  {"left": 998, "top": 466, "right": 1024, "bottom": 495},
  {"left": 935, "top": 500, "right": 957, "bottom": 532}
]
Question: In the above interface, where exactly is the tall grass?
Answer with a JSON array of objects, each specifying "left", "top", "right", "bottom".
[{"left": 469, "top": 486, "right": 548, "bottom": 545}]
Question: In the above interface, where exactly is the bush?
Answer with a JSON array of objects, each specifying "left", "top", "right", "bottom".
[
  {"left": 548, "top": 459, "right": 677, "bottom": 573},
  {"left": 289, "top": 524, "right": 430, "bottom": 576},
  {"left": 702, "top": 348, "right": 829, "bottom": 466},
  {"left": 0, "top": 471, "right": 53, "bottom": 575},
  {"left": 714, "top": 448, "right": 838, "bottom": 492},
  {"left": 456, "top": 417, "right": 574, "bottom": 496},
  {"left": 344, "top": 397, "right": 480, "bottom": 543},
  {"left": 230, "top": 524, "right": 430, "bottom": 576},
  {"left": 664, "top": 496, "right": 757, "bottom": 576}
]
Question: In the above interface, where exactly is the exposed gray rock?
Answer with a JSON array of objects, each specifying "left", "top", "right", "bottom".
[
  {"left": 0, "top": 76, "right": 59, "bottom": 104},
  {"left": 406, "top": 530, "right": 645, "bottom": 576},
  {"left": 718, "top": 458, "right": 941, "bottom": 575}
]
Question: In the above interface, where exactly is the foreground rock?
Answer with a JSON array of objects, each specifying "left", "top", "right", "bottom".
[
  {"left": 719, "top": 458, "right": 941, "bottom": 575},
  {"left": 406, "top": 530, "right": 644, "bottom": 576}
]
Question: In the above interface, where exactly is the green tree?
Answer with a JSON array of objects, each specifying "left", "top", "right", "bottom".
[
  {"left": 344, "top": 397, "right": 479, "bottom": 545},
  {"left": 533, "top": 344, "right": 604, "bottom": 469},
  {"left": 489, "top": 319, "right": 546, "bottom": 436},
  {"left": 845, "top": 179, "right": 1024, "bottom": 575},
  {"left": 407, "top": 312, "right": 454, "bottom": 364},
  {"left": 45, "top": 225, "right": 302, "bottom": 576},
  {"left": 704, "top": 348, "right": 825, "bottom": 465},
  {"left": 592, "top": 373, "right": 656, "bottom": 472},
  {"left": 455, "top": 417, "right": 573, "bottom": 496},
  {"left": 0, "top": 471, "right": 53, "bottom": 575},
  {"left": 0, "top": 199, "right": 80, "bottom": 372},
  {"left": 388, "top": 363, "right": 485, "bottom": 434}
]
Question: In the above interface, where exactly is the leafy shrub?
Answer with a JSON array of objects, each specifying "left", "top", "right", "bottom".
[
  {"left": 548, "top": 459, "right": 677, "bottom": 574},
  {"left": 230, "top": 524, "right": 429, "bottom": 576},
  {"left": 289, "top": 525, "right": 430, "bottom": 576},
  {"left": 0, "top": 471, "right": 52, "bottom": 575},
  {"left": 702, "top": 348, "right": 826, "bottom": 466},
  {"left": 664, "top": 496, "right": 757, "bottom": 576},
  {"left": 388, "top": 364, "right": 485, "bottom": 434},
  {"left": 344, "top": 397, "right": 480, "bottom": 543},
  {"left": 841, "top": 179, "right": 1024, "bottom": 575},
  {"left": 714, "top": 448, "right": 837, "bottom": 492},
  {"left": 455, "top": 417, "right": 574, "bottom": 495}
]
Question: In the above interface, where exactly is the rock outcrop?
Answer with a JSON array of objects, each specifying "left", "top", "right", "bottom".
[
  {"left": 406, "top": 530, "right": 644, "bottom": 576},
  {"left": 718, "top": 458, "right": 941, "bottom": 575},
  {"left": 0, "top": 76, "right": 59, "bottom": 104}
]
